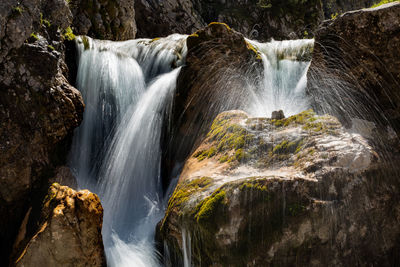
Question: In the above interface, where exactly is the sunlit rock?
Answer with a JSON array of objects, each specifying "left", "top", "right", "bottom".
[
  {"left": 157, "top": 110, "right": 400, "bottom": 266},
  {"left": 12, "top": 183, "right": 105, "bottom": 267}
]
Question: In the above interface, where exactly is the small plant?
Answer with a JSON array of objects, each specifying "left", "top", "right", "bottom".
[
  {"left": 371, "top": 0, "right": 398, "bottom": 8},
  {"left": 12, "top": 6, "right": 23, "bottom": 15},
  {"left": 30, "top": 32, "right": 39, "bottom": 41},
  {"left": 330, "top": 12, "right": 339, "bottom": 19},
  {"left": 40, "top": 13, "right": 51, "bottom": 27},
  {"left": 257, "top": 0, "right": 272, "bottom": 8},
  {"left": 63, "top": 26, "right": 76, "bottom": 41}
]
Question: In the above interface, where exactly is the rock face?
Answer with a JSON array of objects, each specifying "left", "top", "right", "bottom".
[
  {"left": 307, "top": 3, "right": 400, "bottom": 137},
  {"left": 162, "top": 22, "right": 261, "bottom": 184},
  {"left": 321, "top": 0, "right": 377, "bottom": 18},
  {"left": 69, "top": 0, "right": 137, "bottom": 40},
  {"left": 135, "top": 0, "right": 324, "bottom": 40},
  {"left": 0, "top": 1, "right": 85, "bottom": 261},
  {"left": 135, "top": 0, "right": 204, "bottom": 38},
  {"left": 193, "top": 0, "right": 324, "bottom": 40},
  {"left": 12, "top": 183, "right": 105, "bottom": 267},
  {"left": 157, "top": 110, "right": 400, "bottom": 266}
]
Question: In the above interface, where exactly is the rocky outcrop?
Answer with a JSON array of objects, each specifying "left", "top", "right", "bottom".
[
  {"left": 162, "top": 22, "right": 261, "bottom": 184},
  {"left": 135, "top": 0, "right": 324, "bottom": 40},
  {"left": 0, "top": 1, "right": 85, "bottom": 261},
  {"left": 321, "top": 0, "right": 378, "bottom": 18},
  {"left": 307, "top": 3, "right": 400, "bottom": 138},
  {"left": 69, "top": 0, "right": 136, "bottom": 40},
  {"left": 12, "top": 183, "right": 105, "bottom": 267},
  {"left": 157, "top": 110, "right": 400, "bottom": 266},
  {"left": 193, "top": 0, "right": 324, "bottom": 40},
  {"left": 135, "top": 0, "right": 204, "bottom": 38}
]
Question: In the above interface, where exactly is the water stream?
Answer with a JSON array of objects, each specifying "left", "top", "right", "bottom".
[{"left": 69, "top": 35, "right": 313, "bottom": 266}]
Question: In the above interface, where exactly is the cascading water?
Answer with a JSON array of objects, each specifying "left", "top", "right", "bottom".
[
  {"left": 247, "top": 38, "right": 314, "bottom": 117},
  {"left": 69, "top": 35, "right": 186, "bottom": 266},
  {"left": 69, "top": 33, "right": 314, "bottom": 266}
]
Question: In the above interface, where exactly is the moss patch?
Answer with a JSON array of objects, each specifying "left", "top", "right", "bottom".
[
  {"left": 63, "top": 27, "right": 76, "bottom": 41},
  {"left": 195, "top": 189, "right": 227, "bottom": 225}
]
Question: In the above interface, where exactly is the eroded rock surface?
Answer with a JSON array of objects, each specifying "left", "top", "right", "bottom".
[
  {"left": 307, "top": 3, "right": 400, "bottom": 137},
  {"left": 162, "top": 22, "right": 262, "bottom": 183},
  {"left": 69, "top": 0, "right": 136, "bottom": 40},
  {"left": 13, "top": 183, "right": 105, "bottom": 267},
  {"left": 157, "top": 110, "right": 400, "bottom": 266}
]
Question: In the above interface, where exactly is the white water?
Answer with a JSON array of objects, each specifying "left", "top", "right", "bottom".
[
  {"left": 248, "top": 38, "right": 314, "bottom": 117},
  {"left": 69, "top": 34, "right": 313, "bottom": 267},
  {"left": 70, "top": 35, "right": 186, "bottom": 266}
]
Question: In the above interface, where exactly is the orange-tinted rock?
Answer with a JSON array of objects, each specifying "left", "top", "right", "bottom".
[{"left": 13, "top": 184, "right": 105, "bottom": 267}]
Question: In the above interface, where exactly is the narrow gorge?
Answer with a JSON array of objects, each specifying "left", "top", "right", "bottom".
[{"left": 1, "top": 0, "right": 400, "bottom": 266}]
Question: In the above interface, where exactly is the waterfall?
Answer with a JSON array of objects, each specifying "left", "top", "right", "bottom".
[
  {"left": 69, "top": 35, "right": 186, "bottom": 267},
  {"left": 247, "top": 38, "right": 314, "bottom": 117},
  {"left": 69, "top": 33, "right": 313, "bottom": 266}
]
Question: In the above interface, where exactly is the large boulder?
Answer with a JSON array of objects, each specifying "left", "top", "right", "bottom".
[
  {"left": 12, "top": 183, "right": 105, "bottom": 267},
  {"left": 157, "top": 110, "right": 400, "bottom": 266},
  {"left": 307, "top": 3, "right": 400, "bottom": 137},
  {"left": 162, "top": 22, "right": 262, "bottom": 184}
]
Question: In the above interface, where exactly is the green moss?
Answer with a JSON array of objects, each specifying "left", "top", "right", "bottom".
[
  {"left": 287, "top": 203, "right": 306, "bottom": 216},
  {"left": 195, "top": 190, "right": 226, "bottom": 224},
  {"left": 273, "top": 139, "right": 302, "bottom": 155},
  {"left": 166, "top": 177, "right": 213, "bottom": 218},
  {"left": 257, "top": 0, "right": 272, "bottom": 8},
  {"left": 208, "top": 22, "right": 232, "bottom": 31},
  {"left": 40, "top": 13, "right": 51, "bottom": 27},
  {"left": 219, "top": 155, "right": 229, "bottom": 163},
  {"left": 371, "top": 0, "right": 398, "bottom": 8},
  {"left": 245, "top": 41, "right": 262, "bottom": 60},
  {"left": 239, "top": 182, "right": 267, "bottom": 192},
  {"left": 30, "top": 33, "right": 39, "bottom": 41},
  {"left": 235, "top": 149, "right": 245, "bottom": 161},
  {"left": 81, "top": 36, "right": 90, "bottom": 50},
  {"left": 47, "top": 45, "right": 55, "bottom": 51},
  {"left": 12, "top": 6, "right": 23, "bottom": 15},
  {"left": 330, "top": 12, "right": 339, "bottom": 19},
  {"left": 303, "top": 121, "right": 324, "bottom": 132},
  {"left": 63, "top": 26, "right": 76, "bottom": 41}
]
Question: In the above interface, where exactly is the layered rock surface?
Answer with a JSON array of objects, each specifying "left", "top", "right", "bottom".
[
  {"left": 307, "top": 2, "right": 400, "bottom": 137},
  {"left": 158, "top": 110, "right": 400, "bottom": 266},
  {"left": 13, "top": 183, "right": 105, "bottom": 267}
]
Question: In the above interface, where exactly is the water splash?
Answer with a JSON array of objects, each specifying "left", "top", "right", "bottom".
[
  {"left": 247, "top": 38, "right": 314, "bottom": 117},
  {"left": 69, "top": 34, "right": 315, "bottom": 266}
]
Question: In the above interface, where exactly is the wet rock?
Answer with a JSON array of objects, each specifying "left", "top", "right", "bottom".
[
  {"left": 69, "top": 0, "right": 136, "bottom": 40},
  {"left": 135, "top": 0, "right": 204, "bottom": 38},
  {"left": 271, "top": 110, "right": 285, "bottom": 120},
  {"left": 157, "top": 110, "right": 400, "bottom": 266},
  {"left": 193, "top": 0, "right": 324, "bottom": 40},
  {"left": 321, "top": 0, "right": 378, "bottom": 18},
  {"left": 307, "top": 3, "right": 400, "bottom": 138},
  {"left": 135, "top": 0, "right": 324, "bottom": 40},
  {"left": 162, "top": 22, "right": 262, "bottom": 184},
  {"left": 12, "top": 183, "right": 105, "bottom": 267}
]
